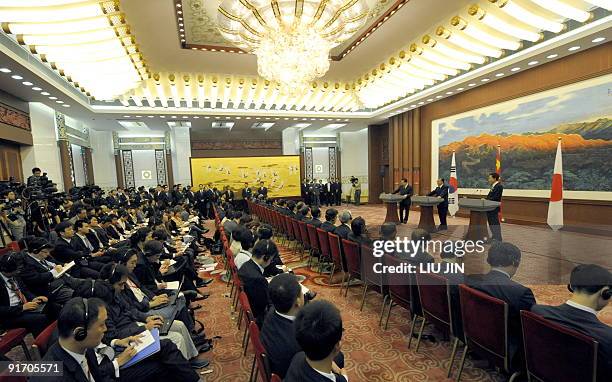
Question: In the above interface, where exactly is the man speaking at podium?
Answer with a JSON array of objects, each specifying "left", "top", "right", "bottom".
[{"left": 486, "top": 172, "right": 503, "bottom": 241}]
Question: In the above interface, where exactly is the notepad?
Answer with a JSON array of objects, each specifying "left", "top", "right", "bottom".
[
  {"left": 165, "top": 281, "right": 180, "bottom": 290},
  {"left": 120, "top": 329, "right": 160, "bottom": 369},
  {"left": 132, "top": 330, "right": 155, "bottom": 353},
  {"left": 55, "top": 261, "right": 75, "bottom": 278}
]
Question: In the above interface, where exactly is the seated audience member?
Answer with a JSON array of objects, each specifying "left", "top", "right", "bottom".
[
  {"left": 72, "top": 220, "right": 110, "bottom": 263},
  {"left": 379, "top": 223, "right": 397, "bottom": 256},
  {"left": 286, "top": 201, "right": 297, "bottom": 217},
  {"left": 531, "top": 264, "right": 611, "bottom": 381},
  {"left": 238, "top": 239, "right": 276, "bottom": 327},
  {"left": 347, "top": 216, "right": 372, "bottom": 246},
  {"left": 96, "top": 264, "right": 208, "bottom": 368},
  {"left": 305, "top": 206, "right": 322, "bottom": 228},
  {"left": 285, "top": 300, "right": 348, "bottom": 382},
  {"left": 404, "top": 229, "right": 435, "bottom": 264},
  {"left": 0, "top": 251, "right": 50, "bottom": 336},
  {"left": 320, "top": 208, "right": 338, "bottom": 232},
  {"left": 222, "top": 210, "right": 240, "bottom": 236},
  {"left": 51, "top": 221, "right": 101, "bottom": 278},
  {"left": 233, "top": 227, "right": 255, "bottom": 269},
  {"left": 102, "top": 216, "right": 121, "bottom": 240},
  {"left": 333, "top": 210, "right": 352, "bottom": 239},
  {"left": 467, "top": 241, "right": 535, "bottom": 369},
  {"left": 256, "top": 224, "right": 286, "bottom": 277},
  {"left": 296, "top": 206, "right": 310, "bottom": 221},
  {"left": 32, "top": 297, "right": 200, "bottom": 382},
  {"left": 261, "top": 274, "right": 343, "bottom": 378},
  {"left": 87, "top": 216, "right": 111, "bottom": 249},
  {"left": 20, "top": 237, "right": 78, "bottom": 312},
  {"left": 133, "top": 240, "right": 167, "bottom": 292}
]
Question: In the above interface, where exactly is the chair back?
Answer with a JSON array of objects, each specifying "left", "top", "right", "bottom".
[
  {"left": 328, "top": 233, "right": 345, "bottom": 272},
  {"left": 298, "top": 221, "right": 311, "bottom": 249},
  {"left": 316, "top": 228, "right": 331, "bottom": 259},
  {"left": 521, "top": 310, "right": 598, "bottom": 382},
  {"left": 416, "top": 272, "right": 452, "bottom": 335},
  {"left": 341, "top": 239, "right": 361, "bottom": 277},
  {"left": 382, "top": 254, "right": 415, "bottom": 312},
  {"left": 291, "top": 219, "right": 302, "bottom": 244},
  {"left": 285, "top": 216, "right": 295, "bottom": 241},
  {"left": 270, "top": 374, "right": 282, "bottom": 382},
  {"left": 248, "top": 321, "right": 271, "bottom": 382},
  {"left": 32, "top": 321, "right": 58, "bottom": 360},
  {"left": 239, "top": 292, "right": 254, "bottom": 325},
  {"left": 307, "top": 225, "right": 320, "bottom": 252},
  {"left": 360, "top": 245, "right": 385, "bottom": 291},
  {"left": 459, "top": 284, "right": 509, "bottom": 370}
]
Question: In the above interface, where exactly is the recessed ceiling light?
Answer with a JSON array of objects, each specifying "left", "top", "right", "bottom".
[
  {"left": 481, "top": 78, "right": 490, "bottom": 82},
  {"left": 177, "top": 10, "right": 182, "bottom": 14},
  {"left": 159, "top": 116, "right": 166, "bottom": 118},
  {"left": 225, "top": 116, "right": 230, "bottom": 119},
  {"left": 22, "top": 81, "right": 33, "bottom": 86},
  {"left": 510, "top": 67, "right": 521, "bottom": 72},
  {"left": 62, "top": 104, "right": 70, "bottom": 108},
  {"left": 592, "top": 37, "right": 605, "bottom": 43},
  {"left": 147, "top": 116, "right": 155, "bottom": 118},
  {"left": 56, "top": 100, "right": 63, "bottom": 104},
  {"left": 49, "top": 96, "right": 57, "bottom": 100},
  {"left": 468, "top": 83, "right": 476, "bottom": 87},
  {"left": 495, "top": 73, "right": 505, "bottom": 77},
  {"left": 426, "top": 98, "right": 433, "bottom": 102},
  {"left": 182, "top": 116, "right": 189, "bottom": 119},
  {"left": 546, "top": 54, "right": 558, "bottom": 59},
  {"left": 32, "top": 87, "right": 42, "bottom": 91},
  {"left": 410, "top": 104, "right": 416, "bottom": 108},
  {"left": 123, "top": 115, "right": 130, "bottom": 118},
  {"left": 176, "top": 3, "right": 181, "bottom": 7},
  {"left": 11, "top": 75, "right": 23, "bottom": 80},
  {"left": 236, "top": 116, "right": 242, "bottom": 119},
  {"left": 568, "top": 46, "right": 580, "bottom": 51},
  {"left": 435, "top": 95, "right": 442, "bottom": 99},
  {"left": 528, "top": 60, "right": 539, "bottom": 65},
  {"left": 445, "top": 91, "right": 453, "bottom": 95},
  {"left": 171, "top": 116, "right": 177, "bottom": 118},
  {"left": 204, "top": 116, "right": 210, "bottom": 119},
  {"left": 418, "top": 101, "right": 424, "bottom": 105},
  {"left": 456, "top": 87, "right": 464, "bottom": 91},
  {"left": 41, "top": 91, "right": 50, "bottom": 95},
  {"left": 135, "top": 115, "right": 142, "bottom": 118},
  {"left": 0, "top": 68, "right": 11, "bottom": 73},
  {"left": 193, "top": 116, "right": 200, "bottom": 119}
]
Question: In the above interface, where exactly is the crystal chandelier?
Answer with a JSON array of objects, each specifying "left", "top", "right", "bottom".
[{"left": 217, "top": 0, "right": 369, "bottom": 95}]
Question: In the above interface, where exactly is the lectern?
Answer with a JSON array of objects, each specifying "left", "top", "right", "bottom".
[
  {"left": 411, "top": 196, "right": 443, "bottom": 233},
  {"left": 459, "top": 198, "right": 501, "bottom": 241},
  {"left": 379, "top": 193, "right": 406, "bottom": 224}
]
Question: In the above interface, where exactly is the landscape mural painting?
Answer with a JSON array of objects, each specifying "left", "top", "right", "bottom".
[{"left": 435, "top": 74, "right": 612, "bottom": 192}]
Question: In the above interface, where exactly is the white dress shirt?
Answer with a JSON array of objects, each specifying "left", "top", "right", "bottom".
[
  {"left": 60, "top": 344, "right": 95, "bottom": 382},
  {"left": 0, "top": 273, "right": 21, "bottom": 306},
  {"left": 566, "top": 300, "right": 599, "bottom": 316},
  {"left": 235, "top": 249, "right": 252, "bottom": 270},
  {"left": 27, "top": 253, "right": 60, "bottom": 278}
]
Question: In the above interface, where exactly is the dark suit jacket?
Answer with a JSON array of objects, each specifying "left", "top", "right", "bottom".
[
  {"left": 531, "top": 303, "right": 612, "bottom": 381},
  {"left": 467, "top": 270, "right": 535, "bottom": 363},
  {"left": 320, "top": 221, "right": 336, "bottom": 233},
  {"left": 237, "top": 259, "right": 269, "bottom": 327},
  {"left": 105, "top": 225, "right": 121, "bottom": 240},
  {"left": 333, "top": 224, "right": 351, "bottom": 240},
  {"left": 133, "top": 254, "right": 162, "bottom": 293},
  {"left": 87, "top": 228, "right": 106, "bottom": 250},
  {"left": 347, "top": 232, "right": 372, "bottom": 246},
  {"left": 285, "top": 352, "right": 347, "bottom": 382},
  {"left": 32, "top": 343, "right": 111, "bottom": 382},
  {"left": 305, "top": 218, "right": 322, "bottom": 228},
  {"left": 19, "top": 255, "right": 59, "bottom": 297},
  {"left": 393, "top": 184, "right": 414, "bottom": 205},
  {"left": 257, "top": 187, "right": 268, "bottom": 197},
  {"left": 428, "top": 185, "right": 449, "bottom": 206},
  {"left": 52, "top": 238, "right": 85, "bottom": 264},
  {"left": 0, "top": 274, "right": 35, "bottom": 319},
  {"left": 72, "top": 235, "right": 94, "bottom": 256},
  {"left": 261, "top": 310, "right": 301, "bottom": 378},
  {"left": 486, "top": 183, "right": 503, "bottom": 212}
]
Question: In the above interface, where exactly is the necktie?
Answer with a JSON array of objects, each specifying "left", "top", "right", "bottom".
[
  {"left": 9, "top": 278, "right": 27, "bottom": 304},
  {"left": 81, "top": 359, "right": 93, "bottom": 382},
  {"left": 82, "top": 236, "right": 93, "bottom": 251}
]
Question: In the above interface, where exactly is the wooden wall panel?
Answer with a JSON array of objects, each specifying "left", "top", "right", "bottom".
[{"left": 0, "top": 141, "right": 23, "bottom": 183}]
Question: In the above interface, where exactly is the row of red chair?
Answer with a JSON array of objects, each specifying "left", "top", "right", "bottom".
[{"left": 244, "top": 201, "right": 601, "bottom": 382}]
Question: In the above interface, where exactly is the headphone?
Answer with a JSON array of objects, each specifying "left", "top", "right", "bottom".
[
  {"left": 110, "top": 263, "right": 118, "bottom": 280},
  {"left": 90, "top": 279, "right": 95, "bottom": 296},
  {"left": 0, "top": 252, "right": 17, "bottom": 273},
  {"left": 567, "top": 284, "right": 611, "bottom": 300},
  {"left": 74, "top": 298, "right": 89, "bottom": 341}
]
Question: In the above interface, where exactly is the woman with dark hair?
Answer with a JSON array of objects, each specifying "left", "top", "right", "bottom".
[
  {"left": 129, "top": 227, "right": 151, "bottom": 253},
  {"left": 347, "top": 216, "right": 372, "bottom": 245},
  {"left": 98, "top": 263, "right": 208, "bottom": 368}
]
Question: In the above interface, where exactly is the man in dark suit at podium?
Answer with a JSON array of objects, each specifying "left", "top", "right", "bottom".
[
  {"left": 427, "top": 178, "right": 449, "bottom": 230},
  {"left": 486, "top": 172, "right": 503, "bottom": 241},
  {"left": 392, "top": 178, "right": 413, "bottom": 224}
]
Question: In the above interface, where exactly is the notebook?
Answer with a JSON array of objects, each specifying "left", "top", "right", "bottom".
[
  {"left": 120, "top": 329, "right": 160, "bottom": 369},
  {"left": 55, "top": 261, "right": 75, "bottom": 278}
]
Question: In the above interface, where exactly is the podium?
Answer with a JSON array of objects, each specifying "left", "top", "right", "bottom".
[
  {"left": 379, "top": 193, "right": 407, "bottom": 224},
  {"left": 459, "top": 198, "right": 501, "bottom": 241},
  {"left": 412, "top": 196, "right": 443, "bottom": 233}
]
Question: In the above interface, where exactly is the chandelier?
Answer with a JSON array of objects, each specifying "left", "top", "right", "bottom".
[{"left": 217, "top": 0, "right": 369, "bottom": 95}]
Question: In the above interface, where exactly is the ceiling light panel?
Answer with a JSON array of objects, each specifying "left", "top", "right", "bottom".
[
  {"left": 212, "top": 121, "right": 234, "bottom": 129},
  {"left": 355, "top": 0, "right": 605, "bottom": 109},
  {"left": 0, "top": 0, "right": 147, "bottom": 100}
]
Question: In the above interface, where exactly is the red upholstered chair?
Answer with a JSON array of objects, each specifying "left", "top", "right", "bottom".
[
  {"left": 290, "top": 219, "right": 303, "bottom": 256},
  {"left": 248, "top": 321, "right": 271, "bottom": 382},
  {"left": 456, "top": 285, "right": 520, "bottom": 382},
  {"left": 298, "top": 221, "right": 311, "bottom": 258},
  {"left": 306, "top": 224, "right": 321, "bottom": 269},
  {"left": 416, "top": 273, "right": 461, "bottom": 377},
  {"left": 381, "top": 254, "right": 420, "bottom": 336},
  {"left": 327, "top": 233, "right": 347, "bottom": 288},
  {"left": 341, "top": 239, "right": 361, "bottom": 297},
  {"left": 521, "top": 310, "right": 598, "bottom": 382},
  {"left": 359, "top": 245, "right": 389, "bottom": 325},
  {"left": 270, "top": 374, "right": 282, "bottom": 382},
  {"left": 0, "top": 328, "right": 31, "bottom": 360},
  {"left": 316, "top": 228, "right": 333, "bottom": 274},
  {"left": 238, "top": 292, "right": 255, "bottom": 356},
  {"left": 284, "top": 216, "right": 297, "bottom": 251},
  {"left": 31, "top": 321, "right": 58, "bottom": 360}
]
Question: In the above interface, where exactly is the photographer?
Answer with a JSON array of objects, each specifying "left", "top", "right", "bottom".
[
  {"left": 1, "top": 190, "right": 26, "bottom": 240},
  {"left": 350, "top": 176, "right": 361, "bottom": 206},
  {"left": 26, "top": 167, "right": 42, "bottom": 187}
]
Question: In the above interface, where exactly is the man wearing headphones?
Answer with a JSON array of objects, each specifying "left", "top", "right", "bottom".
[
  {"left": 466, "top": 241, "right": 535, "bottom": 370},
  {"left": 238, "top": 239, "right": 276, "bottom": 328},
  {"left": 0, "top": 251, "right": 51, "bottom": 336},
  {"left": 532, "top": 264, "right": 611, "bottom": 381},
  {"left": 34, "top": 297, "right": 201, "bottom": 382}
]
